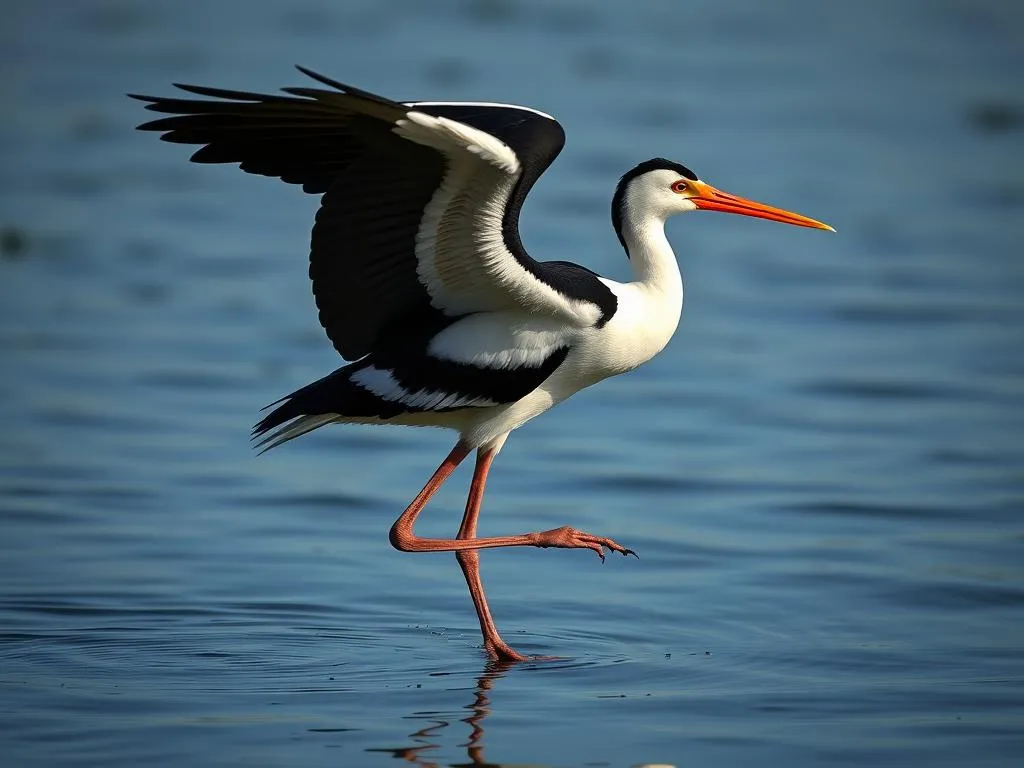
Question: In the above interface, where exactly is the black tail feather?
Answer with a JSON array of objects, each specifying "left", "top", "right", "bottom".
[{"left": 251, "top": 360, "right": 405, "bottom": 441}]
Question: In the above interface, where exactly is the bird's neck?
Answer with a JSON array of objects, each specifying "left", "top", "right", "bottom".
[{"left": 622, "top": 214, "right": 683, "bottom": 308}]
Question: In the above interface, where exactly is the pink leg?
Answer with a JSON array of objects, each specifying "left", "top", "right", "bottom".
[
  {"left": 390, "top": 441, "right": 637, "bottom": 661},
  {"left": 454, "top": 449, "right": 529, "bottom": 662},
  {"left": 389, "top": 444, "right": 636, "bottom": 560}
]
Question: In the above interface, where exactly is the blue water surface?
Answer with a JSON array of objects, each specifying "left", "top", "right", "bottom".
[{"left": 1, "top": 1, "right": 1022, "bottom": 766}]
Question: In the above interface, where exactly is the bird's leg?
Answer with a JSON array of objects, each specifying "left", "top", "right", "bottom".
[
  {"left": 388, "top": 441, "right": 472, "bottom": 548},
  {"left": 390, "top": 445, "right": 637, "bottom": 557},
  {"left": 455, "top": 449, "right": 529, "bottom": 662}
]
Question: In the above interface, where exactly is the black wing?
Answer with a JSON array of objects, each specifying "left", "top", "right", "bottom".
[{"left": 131, "top": 68, "right": 617, "bottom": 360}]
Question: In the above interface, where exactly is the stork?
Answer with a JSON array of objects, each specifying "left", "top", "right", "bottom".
[{"left": 131, "top": 67, "right": 832, "bottom": 662}]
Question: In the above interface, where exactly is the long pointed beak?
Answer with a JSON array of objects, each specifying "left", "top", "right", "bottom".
[{"left": 691, "top": 183, "right": 835, "bottom": 232}]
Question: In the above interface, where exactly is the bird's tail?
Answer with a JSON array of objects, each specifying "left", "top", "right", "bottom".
[
  {"left": 251, "top": 368, "right": 350, "bottom": 453},
  {"left": 251, "top": 361, "right": 393, "bottom": 453},
  {"left": 252, "top": 412, "right": 338, "bottom": 454}
]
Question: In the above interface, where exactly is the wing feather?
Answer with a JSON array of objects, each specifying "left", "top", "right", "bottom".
[{"left": 131, "top": 68, "right": 617, "bottom": 362}]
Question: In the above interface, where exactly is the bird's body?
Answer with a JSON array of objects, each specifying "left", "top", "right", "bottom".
[
  {"left": 260, "top": 266, "right": 681, "bottom": 452},
  {"left": 132, "top": 68, "right": 831, "bottom": 662}
]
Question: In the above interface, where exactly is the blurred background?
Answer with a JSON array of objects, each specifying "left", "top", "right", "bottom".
[{"left": 1, "top": 1, "right": 1022, "bottom": 766}]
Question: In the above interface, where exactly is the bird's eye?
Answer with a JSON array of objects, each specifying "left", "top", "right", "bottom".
[{"left": 671, "top": 180, "right": 689, "bottom": 194}]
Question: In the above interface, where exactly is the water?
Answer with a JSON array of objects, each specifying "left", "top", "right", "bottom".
[{"left": 1, "top": 0, "right": 1022, "bottom": 765}]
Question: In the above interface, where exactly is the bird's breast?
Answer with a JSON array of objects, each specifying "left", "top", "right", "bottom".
[{"left": 585, "top": 281, "right": 683, "bottom": 377}]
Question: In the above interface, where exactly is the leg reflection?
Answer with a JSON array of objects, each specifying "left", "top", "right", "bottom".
[{"left": 367, "top": 659, "right": 516, "bottom": 766}]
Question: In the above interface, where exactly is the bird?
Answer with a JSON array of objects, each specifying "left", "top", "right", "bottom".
[{"left": 131, "top": 66, "right": 833, "bottom": 662}]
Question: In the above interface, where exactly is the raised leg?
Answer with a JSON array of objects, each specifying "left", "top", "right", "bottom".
[
  {"left": 454, "top": 448, "right": 529, "bottom": 662},
  {"left": 389, "top": 444, "right": 637, "bottom": 560}
]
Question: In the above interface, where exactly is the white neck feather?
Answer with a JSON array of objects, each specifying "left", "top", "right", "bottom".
[
  {"left": 620, "top": 210, "right": 683, "bottom": 311},
  {"left": 596, "top": 170, "right": 694, "bottom": 372},
  {"left": 591, "top": 207, "right": 685, "bottom": 374}
]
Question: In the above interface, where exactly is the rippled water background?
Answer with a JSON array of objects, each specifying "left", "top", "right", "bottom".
[{"left": 2, "top": 1, "right": 1023, "bottom": 766}]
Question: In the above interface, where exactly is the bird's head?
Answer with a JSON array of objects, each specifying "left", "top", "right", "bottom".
[{"left": 612, "top": 157, "right": 833, "bottom": 251}]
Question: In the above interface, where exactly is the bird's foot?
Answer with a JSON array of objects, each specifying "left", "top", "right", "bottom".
[
  {"left": 483, "top": 636, "right": 532, "bottom": 663},
  {"left": 530, "top": 526, "right": 638, "bottom": 562},
  {"left": 483, "top": 639, "right": 564, "bottom": 664}
]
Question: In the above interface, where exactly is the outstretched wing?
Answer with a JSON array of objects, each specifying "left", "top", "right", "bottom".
[{"left": 131, "top": 68, "right": 617, "bottom": 360}]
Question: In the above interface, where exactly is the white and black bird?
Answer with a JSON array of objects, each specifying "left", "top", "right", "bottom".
[{"left": 132, "top": 67, "right": 832, "bottom": 662}]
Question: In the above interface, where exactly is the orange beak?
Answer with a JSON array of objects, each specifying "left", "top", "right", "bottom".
[{"left": 690, "top": 183, "right": 835, "bottom": 232}]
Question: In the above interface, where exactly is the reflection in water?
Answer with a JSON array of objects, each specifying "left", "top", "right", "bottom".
[{"left": 368, "top": 660, "right": 517, "bottom": 767}]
